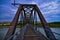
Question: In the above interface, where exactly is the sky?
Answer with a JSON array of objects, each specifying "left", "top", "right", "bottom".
[{"left": 0, "top": 0, "right": 60, "bottom": 22}]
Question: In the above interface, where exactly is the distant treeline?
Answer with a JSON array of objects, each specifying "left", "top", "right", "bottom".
[
  {"left": 0, "top": 22, "right": 60, "bottom": 28},
  {"left": 48, "top": 22, "right": 60, "bottom": 27}
]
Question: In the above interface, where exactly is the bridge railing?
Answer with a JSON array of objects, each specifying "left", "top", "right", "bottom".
[{"left": 7, "top": 24, "right": 28, "bottom": 40}]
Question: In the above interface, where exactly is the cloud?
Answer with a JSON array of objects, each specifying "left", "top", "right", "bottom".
[
  {"left": 31, "top": 1, "right": 37, "bottom": 4},
  {"left": 0, "top": 4, "right": 16, "bottom": 22},
  {"left": 0, "top": 0, "right": 60, "bottom": 22},
  {"left": 36, "top": 1, "right": 60, "bottom": 22},
  {"left": 39, "top": 1, "right": 60, "bottom": 14}
]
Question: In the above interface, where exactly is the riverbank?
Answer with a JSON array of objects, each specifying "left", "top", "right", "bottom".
[{"left": 0, "top": 22, "right": 60, "bottom": 28}]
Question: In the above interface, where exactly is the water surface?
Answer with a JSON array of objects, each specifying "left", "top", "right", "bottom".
[{"left": 0, "top": 28, "right": 60, "bottom": 40}]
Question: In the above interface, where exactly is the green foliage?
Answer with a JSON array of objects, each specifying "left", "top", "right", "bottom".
[
  {"left": 0, "top": 22, "right": 60, "bottom": 28},
  {"left": 48, "top": 22, "right": 60, "bottom": 27}
]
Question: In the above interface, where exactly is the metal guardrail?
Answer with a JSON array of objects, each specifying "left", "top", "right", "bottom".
[
  {"left": 29, "top": 24, "right": 49, "bottom": 40},
  {"left": 8, "top": 24, "right": 60, "bottom": 40},
  {"left": 53, "top": 32, "right": 60, "bottom": 35},
  {"left": 7, "top": 29, "right": 20, "bottom": 40},
  {"left": 7, "top": 24, "right": 29, "bottom": 40},
  {"left": 53, "top": 32, "right": 60, "bottom": 40},
  {"left": 37, "top": 28, "right": 60, "bottom": 40},
  {"left": 16, "top": 24, "right": 28, "bottom": 40}
]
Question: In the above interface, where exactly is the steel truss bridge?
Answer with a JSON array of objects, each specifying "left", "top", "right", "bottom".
[{"left": 4, "top": 4, "right": 57, "bottom": 40}]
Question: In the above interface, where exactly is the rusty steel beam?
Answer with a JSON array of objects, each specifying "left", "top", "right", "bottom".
[
  {"left": 34, "top": 10, "right": 37, "bottom": 30},
  {"left": 12, "top": 4, "right": 36, "bottom": 6},
  {"left": 30, "top": 10, "right": 33, "bottom": 24},
  {"left": 24, "top": 10, "right": 26, "bottom": 18},
  {"left": 23, "top": 10, "right": 26, "bottom": 24},
  {"left": 34, "top": 5, "right": 56, "bottom": 40},
  {"left": 4, "top": 5, "right": 23, "bottom": 40},
  {"left": 30, "top": 9, "right": 34, "bottom": 24}
]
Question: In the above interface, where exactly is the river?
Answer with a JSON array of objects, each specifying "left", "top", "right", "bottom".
[{"left": 0, "top": 28, "right": 60, "bottom": 40}]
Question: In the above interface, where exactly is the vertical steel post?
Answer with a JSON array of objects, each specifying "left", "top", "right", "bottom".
[
  {"left": 34, "top": 10, "right": 37, "bottom": 30},
  {"left": 24, "top": 10, "right": 26, "bottom": 24},
  {"left": 21, "top": 10, "right": 23, "bottom": 27},
  {"left": 30, "top": 10, "right": 33, "bottom": 24}
]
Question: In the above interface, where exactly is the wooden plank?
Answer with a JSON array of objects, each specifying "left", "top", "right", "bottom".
[{"left": 24, "top": 24, "right": 48, "bottom": 40}]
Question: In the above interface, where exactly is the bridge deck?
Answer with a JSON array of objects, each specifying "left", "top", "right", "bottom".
[
  {"left": 16, "top": 24, "right": 48, "bottom": 40},
  {"left": 24, "top": 25, "right": 48, "bottom": 40}
]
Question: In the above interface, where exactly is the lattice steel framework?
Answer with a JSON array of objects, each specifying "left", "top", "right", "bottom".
[{"left": 4, "top": 4, "right": 56, "bottom": 40}]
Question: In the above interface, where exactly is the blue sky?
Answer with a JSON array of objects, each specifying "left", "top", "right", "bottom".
[{"left": 0, "top": 0, "right": 60, "bottom": 22}]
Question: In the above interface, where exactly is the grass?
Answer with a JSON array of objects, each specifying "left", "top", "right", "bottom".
[{"left": 0, "top": 22, "right": 60, "bottom": 28}]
